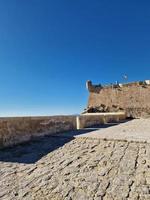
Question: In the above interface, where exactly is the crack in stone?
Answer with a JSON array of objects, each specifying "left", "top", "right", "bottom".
[
  {"left": 126, "top": 144, "right": 140, "bottom": 199},
  {"left": 126, "top": 180, "right": 134, "bottom": 199},
  {"left": 135, "top": 145, "right": 140, "bottom": 170}
]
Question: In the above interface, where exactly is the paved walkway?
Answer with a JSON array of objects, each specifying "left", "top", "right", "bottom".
[
  {"left": 57, "top": 119, "right": 150, "bottom": 143},
  {"left": 1, "top": 119, "right": 150, "bottom": 200}
]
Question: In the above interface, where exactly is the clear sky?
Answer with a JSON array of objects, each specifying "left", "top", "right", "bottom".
[{"left": 0, "top": 0, "right": 150, "bottom": 116}]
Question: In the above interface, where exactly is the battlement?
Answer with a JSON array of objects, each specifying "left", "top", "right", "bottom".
[{"left": 86, "top": 80, "right": 150, "bottom": 92}]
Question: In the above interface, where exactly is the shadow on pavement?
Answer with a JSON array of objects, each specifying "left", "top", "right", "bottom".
[
  {"left": 0, "top": 120, "right": 131, "bottom": 164},
  {"left": 0, "top": 129, "right": 94, "bottom": 164},
  {"left": 54, "top": 119, "right": 132, "bottom": 137}
]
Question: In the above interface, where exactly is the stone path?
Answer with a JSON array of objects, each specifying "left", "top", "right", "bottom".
[
  {"left": 57, "top": 119, "right": 150, "bottom": 143},
  {"left": 0, "top": 131, "right": 150, "bottom": 200}
]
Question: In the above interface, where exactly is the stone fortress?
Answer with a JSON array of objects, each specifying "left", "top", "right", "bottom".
[
  {"left": 1, "top": 79, "right": 150, "bottom": 148},
  {"left": 1, "top": 80, "right": 150, "bottom": 199},
  {"left": 85, "top": 80, "right": 150, "bottom": 118}
]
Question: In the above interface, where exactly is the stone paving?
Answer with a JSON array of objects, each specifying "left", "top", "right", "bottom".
[
  {"left": 58, "top": 119, "right": 150, "bottom": 143},
  {"left": 1, "top": 129, "right": 150, "bottom": 200}
]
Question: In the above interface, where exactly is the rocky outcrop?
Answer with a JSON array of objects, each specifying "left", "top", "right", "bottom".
[{"left": 82, "top": 104, "right": 124, "bottom": 114}]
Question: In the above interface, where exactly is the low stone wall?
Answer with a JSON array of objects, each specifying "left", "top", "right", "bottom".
[
  {"left": 77, "top": 113, "right": 126, "bottom": 129},
  {"left": 0, "top": 116, "right": 76, "bottom": 148},
  {"left": 0, "top": 114, "right": 127, "bottom": 149}
]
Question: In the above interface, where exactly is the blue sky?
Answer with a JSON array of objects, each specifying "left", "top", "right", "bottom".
[{"left": 0, "top": 0, "right": 150, "bottom": 116}]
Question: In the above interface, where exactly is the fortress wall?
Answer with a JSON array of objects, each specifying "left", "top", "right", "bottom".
[
  {"left": 87, "top": 81, "right": 150, "bottom": 118},
  {"left": 77, "top": 113, "right": 126, "bottom": 129},
  {"left": 0, "top": 116, "right": 76, "bottom": 148},
  {"left": 0, "top": 114, "right": 126, "bottom": 149}
]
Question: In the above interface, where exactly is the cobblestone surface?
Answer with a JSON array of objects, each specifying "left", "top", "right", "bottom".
[{"left": 0, "top": 135, "right": 150, "bottom": 200}]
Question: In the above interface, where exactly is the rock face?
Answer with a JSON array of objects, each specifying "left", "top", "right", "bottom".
[
  {"left": 86, "top": 80, "right": 150, "bottom": 118},
  {"left": 82, "top": 104, "right": 124, "bottom": 114}
]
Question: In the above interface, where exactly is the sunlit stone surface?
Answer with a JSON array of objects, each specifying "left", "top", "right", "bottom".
[{"left": 1, "top": 120, "right": 150, "bottom": 200}]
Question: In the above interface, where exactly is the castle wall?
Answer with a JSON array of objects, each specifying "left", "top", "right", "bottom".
[
  {"left": 0, "top": 116, "right": 76, "bottom": 148},
  {"left": 0, "top": 114, "right": 127, "bottom": 149},
  {"left": 77, "top": 113, "right": 126, "bottom": 129},
  {"left": 87, "top": 81, "right": 150, "bottom": 118}
]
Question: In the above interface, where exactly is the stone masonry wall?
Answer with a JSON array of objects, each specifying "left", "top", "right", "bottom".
[
  {"left": 77, "top": 113, "right": 126, "bottom": 129},
  {"left": 87, "top": 81, "right": 150, "bottom": 118},
  {"left": 0, "top": 116, "right": 76, "bottom": 148}
]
